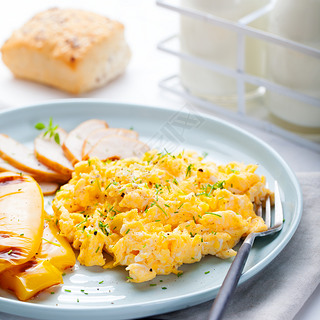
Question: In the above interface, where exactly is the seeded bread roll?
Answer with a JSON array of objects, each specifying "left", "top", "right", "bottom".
[{"left": 1, "top": 8, "right": 131, "bottom": 94}]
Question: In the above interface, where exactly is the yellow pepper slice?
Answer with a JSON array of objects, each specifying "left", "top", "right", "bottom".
[
  {"left": 0, "top": 172, "right": 76, "bottom": 301},
  {"left": 0, "top": 172, "right": 44, "bottom": 272},
  {"left": 37, "top": 214, "right": 76, "bottom": 271},
  {"left": 0, "top": 259, "right": 62, "bottom": 301},
  {"left": 0, "top": 212, "right": 76, "bottom": 300}
]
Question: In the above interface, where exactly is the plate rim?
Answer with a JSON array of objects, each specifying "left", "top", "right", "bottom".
[{"left": 0, "top": 99, "right": 303, "bottom": 320}]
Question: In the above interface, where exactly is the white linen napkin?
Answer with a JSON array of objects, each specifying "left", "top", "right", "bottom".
[
  {"left": 146, "top": 172, "right": 320, "bottom": 320},
  {"left": 0, "top": 172, "right": 319, "bottom": 320}
]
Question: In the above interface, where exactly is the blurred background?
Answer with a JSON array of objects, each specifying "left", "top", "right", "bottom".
[
  {"left": 0, "top": 0, "right": 179, "bottom": 107},
  {"left": 0, "top": 0, "right": 319, "bottom": 169}
]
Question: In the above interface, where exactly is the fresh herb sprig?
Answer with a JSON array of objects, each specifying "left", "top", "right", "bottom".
[{"left": 35, "top": 117, "right": 60, "bottom": 144}]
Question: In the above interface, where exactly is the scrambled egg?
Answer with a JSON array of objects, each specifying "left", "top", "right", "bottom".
[{"left": 52, "top": 150, "right": 272, "bottom": 283}]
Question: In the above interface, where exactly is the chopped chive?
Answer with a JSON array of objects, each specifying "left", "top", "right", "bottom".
[
  {"left": 99, "top": 281, "right": 104, "bottom": 284},
  {"left": 7, "top": 250, "right": 12, "bottom": 255},
  {"left": 105, "top": 182, "right": 112, "bottom": 191},
  {"left": 186, "top": 164, "right": 193, "bottom": 177},
  {"left": 150, "top": 284, "right": 157, "bottom": 287},
  {"left": 205, "top": 212, "right": 222, "bottom": 217},
  {"left": 162, "top": 287, "right": 167, "bottom": 290},
  {"left": 76, "top": 216, "right": 88, "bottom": 228},
  {"left": 42, "top": 237, "right": 61, "bottom": 247},
  {"left": 155, "top": 204, "right": 167, "bottom": 216},
  {"left": 65, "top": 289, "right": 71, "bottom": 292},
  {"left": 205, "top": 271, "right": 210, "bottom": 274},
  {"left": 125, "top": 229, "right": 130, "bottom": 234}
]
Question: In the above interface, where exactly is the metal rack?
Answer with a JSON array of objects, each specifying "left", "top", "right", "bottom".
[{"left": 156, "top": 0, "right": 320, "bottom": 152}]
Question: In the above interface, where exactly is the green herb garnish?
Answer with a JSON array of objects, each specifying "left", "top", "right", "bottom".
[
  {"left": 155, "top": 203, "right": 167, "bottom": 216},
  {"left": 35, "top": 117, "right": 60, "bottom": 144},
  {"left": 205, "top": 212, "right": 222, "bottom": 217},
  {"left": 186, "top": 164, "right": 193, "bottom": 177},
  {"left": 41, "top": 237, "right": 61, "bottom": 247},
  {"left": 202, "top": 151, "right": 208, "bottom": 158}
]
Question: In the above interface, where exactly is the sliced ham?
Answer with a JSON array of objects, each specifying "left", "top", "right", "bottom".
[
  {"left": 0, "top": 134, "right": 68, "bottom": 183},
  {"left": 34, "top": 127, "right": 73, "bottom": 177},
  {"left": 62, "top": 119, "right": 108, "bottom": 165},
  {"left": 82, "top": 128, "right": 139, "bottom": 159},
  {"left": 84, "top": 135, "right": 150, "bottom": 161}
]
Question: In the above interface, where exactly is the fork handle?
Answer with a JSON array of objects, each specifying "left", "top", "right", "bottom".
[{"left": 208, "top": 234, "right": 256, "bottom": 320}]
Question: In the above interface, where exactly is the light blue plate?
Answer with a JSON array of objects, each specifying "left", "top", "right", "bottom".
[{"left": 0, "top": 100, "right": 302, "bottom": 320}]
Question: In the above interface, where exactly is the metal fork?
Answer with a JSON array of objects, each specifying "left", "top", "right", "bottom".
[{"left": 208, "top": 181, "right": 283, "bottom": 320}]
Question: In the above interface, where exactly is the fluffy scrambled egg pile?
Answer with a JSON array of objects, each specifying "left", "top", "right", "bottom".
[{"left": 52, "top": 150, "right": 272, "bottom": 283}]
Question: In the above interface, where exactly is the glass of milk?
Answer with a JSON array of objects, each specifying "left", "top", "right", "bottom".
[
  {"left": 266, "top": 0, "right": 320, "bottom": 128},
  {"left": 180, "top": 0, "right": 268, "bottom": 106}
]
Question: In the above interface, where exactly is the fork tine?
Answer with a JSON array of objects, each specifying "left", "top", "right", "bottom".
[
  {"left": 273, "top": 181, "right": 283, "bottom": 229},
  {"left": 264, "top": 182, "right": 271, "bottom": 228},
  {"left": 256, "top": 204, "right": 262, "bottom": 217}
]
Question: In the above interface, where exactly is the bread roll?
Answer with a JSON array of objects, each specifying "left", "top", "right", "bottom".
[{"left": 1, "top": 8, "right": 131, "bottom": 94}]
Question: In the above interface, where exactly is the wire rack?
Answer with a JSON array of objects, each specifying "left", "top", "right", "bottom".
[{"left": 156, "top": 0, "right": 320, "bottom": 152}]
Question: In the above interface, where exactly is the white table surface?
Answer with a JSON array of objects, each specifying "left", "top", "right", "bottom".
[{"left": 0, "top": 1, "right": 319, "bottom": 319}]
